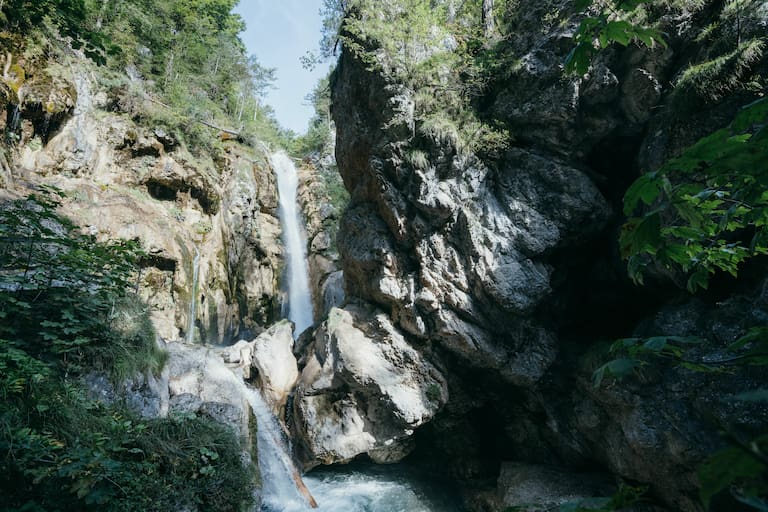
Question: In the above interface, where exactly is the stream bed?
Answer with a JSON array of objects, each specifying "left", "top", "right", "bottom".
[{"left": 264, "top": 462, "right": 466, "bottom": 512}]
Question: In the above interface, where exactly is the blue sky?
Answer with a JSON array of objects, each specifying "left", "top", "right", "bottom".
[{"left": 235, "top": 0, "right": 331, "bottom": 134}]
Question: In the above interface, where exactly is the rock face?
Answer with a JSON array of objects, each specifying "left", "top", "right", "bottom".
[
  {"left": 328, "top": 1, "right": 768, "bottom": 510},
  {"left": 495, "top": 463, "right": 615, "bottom": 512},
  {"left": 165, "top": 341, "right": 255, "bottom": 436},
  {"left": 1, "top": 58, "right": 282, "bottom": 343},
  {"left": 297, "top": 165, "right": 345, "bottom": 320},
  {"left": 219, "top": 320, "right": 299, "bottom": 415},
  {"left": 292, "top": 305, "right": 447, "bottom": 468}
]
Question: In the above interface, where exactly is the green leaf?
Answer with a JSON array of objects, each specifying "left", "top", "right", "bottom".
[
  {"left": 604, "top": 20, "right": 634, "bottom": 46},
  {"left": 623, "top": 173, "right": 661, "bottom": 215},
  {"left": 593, "top": 358, "right": 641, "bottom": 387},
  {"left": 574, "top": 0, "right": 593, "bottom": 10},
  {"left": 699, "top": 445, "right": 767, "bottom": 509}
]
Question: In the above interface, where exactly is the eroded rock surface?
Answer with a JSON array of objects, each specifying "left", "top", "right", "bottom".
[
  {"left": 220, "top": 320, "right": 299, "bottom": 414},
  {"left": 292, "top": 305, "right": 447, "bottom": 468},
  {"left": 328, "top": 1, "right": 768, "bottom": 510},
  {"left": 1, "top": 63, "right": 282, "bottom": 343}
]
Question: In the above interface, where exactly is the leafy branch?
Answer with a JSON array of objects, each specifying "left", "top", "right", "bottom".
[
  {"left": 565, "top": 0, "right": 667, "bottom": 75},
  {"left": 620, "top": 98, "right": 768, "bottom": 292}
]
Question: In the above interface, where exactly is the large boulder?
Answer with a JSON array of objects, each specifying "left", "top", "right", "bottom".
[
  {"left": 292, "top": 305, "right": 448, "bottom": 468},
  {"left": 166, "top": 341, "right": 254, "bottom": 437},
  {"left": 220, "top": 320, "right": 299, "bottom": 414}
]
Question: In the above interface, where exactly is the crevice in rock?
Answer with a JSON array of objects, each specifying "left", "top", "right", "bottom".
[
  {"left": 146, "top": 179, "right": 178, "bottom": 201},
  {"left": 20, "top": 103, "right": 71, "bottom": 144},
  {"left": 140, "top": 253, "right": 177, "bottom": 272}
]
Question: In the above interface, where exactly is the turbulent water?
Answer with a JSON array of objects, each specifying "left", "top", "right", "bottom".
[
  {"left": 186, "top": 244, "right": 200, "bottom": 344},
  {"left": 272, "top": 152, "right": 314, "bottom": 337},
  {"left": 299, "top": 465, "right": 465, "bottom": 512},
  {"left": 247, "top": 383, "right": 461, "bottom": 512}
]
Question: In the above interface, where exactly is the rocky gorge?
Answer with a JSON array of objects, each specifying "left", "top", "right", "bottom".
[{"left": 2, "top": 0, "right": 768, "bottom": 511}]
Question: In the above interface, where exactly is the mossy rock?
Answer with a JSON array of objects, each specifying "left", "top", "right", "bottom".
[
  {"left": 21, "top": 68, "right": 76, "bottom": 116},
  {"left": 4, "top": 62, "right": 25, "bottom": 96}
]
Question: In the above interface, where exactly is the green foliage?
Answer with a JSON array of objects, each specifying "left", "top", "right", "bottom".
[
  {"left": 699, "top": 434, "right": 768, "bottom": 511},
  {"left": 292, "top": 73, "right": 334, "bottom": 158},
  {"left": 565, "top": 0, "right": 667, "bottom": 75},
  {"left": 672, "top": 0, "right": 766, "bottom": 106},
  {"left": 0, "top": 0, "right": 108, "bottom": 63},
  {"left": 591, "top": 328, "right": 768, "bottom": 508},
  {"left": 3, "top": 0, "right": 291, "bottom": 155},
  {"left": 0, "top": 188, "right": 155, "bottom": 375},
  {"left": 1, "top": 391, "right": 253, "bottom": 511},
  {"left": 674, "top": 38, "right": 765, "bottom": 102},
  {"left": 0, "top": 191, "right": 252, "bottom": 510},
  {"left": 317, "top": 0, "right": 510, "bottom": 161},
  {"left": 591, "top": 335, "right": 710, "bottom": 386},
  {"left": 591, "top": 324, "right": 768, "bottom": 388},
  {"left": 620, "top": 98, "right": 768, "bottom": 292}
]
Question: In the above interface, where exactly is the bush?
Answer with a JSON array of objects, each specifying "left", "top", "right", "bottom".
[{"left": 0, "top": 189, "right": 254, "bottom": 510}]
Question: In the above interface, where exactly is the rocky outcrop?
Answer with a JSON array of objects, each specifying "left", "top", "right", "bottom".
[
  {"left": 292, "top": 305, "right": 447, "bottom": 469},
  {"left": 165, "top": 341, "right": 255, "bottom": 436},
  {"left": 220, "top": 320, "right": 299, "bottom": 415},
  {"left": 333, "top": 39, "right": 610, "bottom": 388},
  {"left": 298, "top": 165, "right": 344, "bottom": 320},
  {"left": 328, "top": 1, "right": 768, "bottom": 510},
  {"left": 1, "top": 57, "right": 283, "bottom": 343}
]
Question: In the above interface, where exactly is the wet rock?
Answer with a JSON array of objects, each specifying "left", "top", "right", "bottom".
[
  {"left": 220, "top": 320, "right": 299, "bottom": 414},
  {"left": 166, "top": 341, "right": 253, "bottom": 437},
  {"left": 320, "top": 270, "right": 345, "bottom": 318},
  {"left": 293, "top": 305, "right": 447, "bottom": 468},
  {"left": 496, "top": 463, "right": 615, "bottom": 511}
]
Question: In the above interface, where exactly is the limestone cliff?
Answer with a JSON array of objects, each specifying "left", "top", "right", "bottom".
[
  {"left": 318, "top": 1, "right": 768, "bottom": 510},
  {"left": 1, "top": 55, "right": 283, "bottom": 344}
]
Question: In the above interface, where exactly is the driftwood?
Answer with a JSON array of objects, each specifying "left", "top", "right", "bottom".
[
  {"left": 258, "top": 419, "right": 318, "bottom": 508},
  {"left": 293, "top": 471, "right": 319, "bottom": 508}
]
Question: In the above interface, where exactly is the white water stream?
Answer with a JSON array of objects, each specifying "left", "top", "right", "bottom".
[
  {"left": 272, "top": 152, "right": 314, "bottom": 338},
  {"left": 186, "top": 244, "right": 200, "bottom": 344},
  {"left": 254, "top": 152, "right": 462, "bottom": 511}
]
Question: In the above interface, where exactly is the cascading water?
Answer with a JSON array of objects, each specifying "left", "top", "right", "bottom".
[
  {"left": 244, "top": 387, "right": 317, "bottom": 511},
  {"left": 73, "top": 74, "right": 92, "bottom": 155},
  {"left": 272, "top": 152, "right": 314, "bottom": 337},
  {"left": 252, "top": 152, "right": 463, "bottom": 512},
  {"left": 248, "top": 380, "right": 460, "bottom": 512},
  {"left": 5, "top": 105, "right": 21, "bottom": 144},
  {"left": 186, "top": 245, "right": 200, "bottom": 344}
]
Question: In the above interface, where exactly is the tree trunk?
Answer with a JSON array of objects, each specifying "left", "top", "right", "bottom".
[
  {"left": 482, "top": 0, "right": 495, "bottom": 39},
  {"left": 447, "top": 0, "right": 456, "bottom": 22}
]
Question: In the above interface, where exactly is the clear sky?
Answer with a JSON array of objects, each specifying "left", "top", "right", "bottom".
[{"left": 235, "top": 0, "right": 331, "bottom": 134}]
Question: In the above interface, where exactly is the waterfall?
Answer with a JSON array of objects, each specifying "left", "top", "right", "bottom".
[
  {"left": 186, "top": 245, "right": 200, "bottom": 344},
  {"left": 272, "top": 152, "right": 314, "bottom": 338},
  {"left": 244, "top": 387, "right": 317, "bottom": 511},
  {"left": 72, "top": 73, "right": 94, "bottom": 167},
  {"left": 6, "top": 105, "right": 20, "bottom": 144},
  {"left": 255, "top": 153, "right": 459, "bottom": 512}
]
